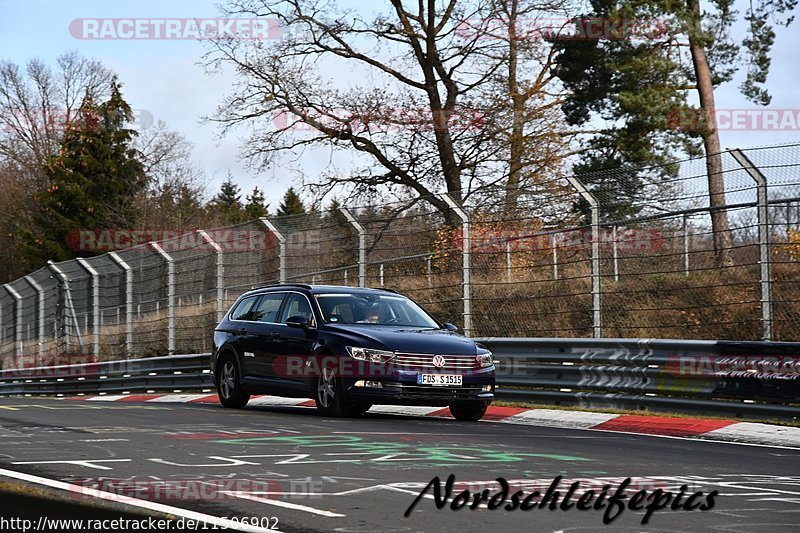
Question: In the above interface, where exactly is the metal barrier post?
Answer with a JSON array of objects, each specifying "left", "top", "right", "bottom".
[
  {"left": 198, "top": 230, "right": 225, "bottom": 323},
  {"left": 439, "top": 194, "right": 472, "bottom": 336},
  {"left": 150, "top": 242, "right": 175, "bottom": 354},
  {"left": 4, "top": 284, "right": 23, "bottom": 356},
  {"left": 260, "top": 218, "right": 286, "bottom": 283},
  {"left": 566, "top": 177, "right": 602, "bottom": 338},
  {"left": 109, "top": 252, "right": 133, "bottom": 355},
  {"left": 75, "top": 258, "right": 100, "bottom": 356},
  {"left": 46, "top": 261, "right": 84, "bottom": 351},
  {"left": 730, "top": 149, "right": 773, "bottom": 340},
  {"left": 23, "top": 276, "right": 45, "bottom": 356},
  {"left": 339, "top": 208, "right": 366, "bottom": 287}
]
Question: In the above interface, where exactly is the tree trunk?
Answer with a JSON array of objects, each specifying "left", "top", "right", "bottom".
[
  {"left": 504, "top": 0, "right": 525, "bottom": 217},
  {"left": 687, "top": 0, "right": 734, "bottom": 268}
]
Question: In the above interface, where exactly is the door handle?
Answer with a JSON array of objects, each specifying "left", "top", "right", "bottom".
[{"left": 238, "top": 327, "right": 248, "bottom": 335}]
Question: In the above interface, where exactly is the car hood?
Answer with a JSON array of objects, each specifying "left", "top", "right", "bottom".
[{"left": 323, "top": 325, "right": 480, "bottom": 355}]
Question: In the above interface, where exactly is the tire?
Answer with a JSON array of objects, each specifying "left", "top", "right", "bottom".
[
  {"left": 449, "top": 400, "right": 489, "bottom": 421},
  {"left": 217, "top": 354, "right": 250, "bottom": 408},
  {"left": 314, "top": 366, "right": 359, "bottom": 417}
]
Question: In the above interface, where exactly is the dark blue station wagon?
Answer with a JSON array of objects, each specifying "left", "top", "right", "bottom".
[{"left": 210, "top": 284, "right": 495, "bottom": 420}]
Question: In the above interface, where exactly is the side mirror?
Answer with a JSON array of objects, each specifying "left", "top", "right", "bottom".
[
  {"left": 286, "top": 315, "right": 309, "bottom": 329},
  {"left": 442, "top": 322, "right": 458, "bottom": 332}
]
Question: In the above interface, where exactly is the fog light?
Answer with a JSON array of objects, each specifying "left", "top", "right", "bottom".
[
  {"left": 354, "top": 380, "right": 383, "bottom": 388},
  {"left": 481, "top": 384, "right": 494, "bottom": 392}
]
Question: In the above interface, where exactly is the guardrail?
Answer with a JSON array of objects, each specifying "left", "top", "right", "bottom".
[
  {"left": 479, "top": 338, "right": 800, "bottom": 419},
  {"left": 0, "top": 354, "right": 213, "bottom": 396},
  {"left": 1, "top": 339, "right": 798, "bottom": 419}
]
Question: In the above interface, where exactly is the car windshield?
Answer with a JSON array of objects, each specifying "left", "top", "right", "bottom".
[{"left": 314, "top": 293, "right": 440, "bottom": 328}]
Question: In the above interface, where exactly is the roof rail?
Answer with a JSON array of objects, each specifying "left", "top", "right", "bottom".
[{"left": 254, "top": 283, "right": 313, "bottom": 290}]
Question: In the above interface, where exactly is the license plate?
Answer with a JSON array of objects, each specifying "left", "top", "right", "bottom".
[{"left": 417, "top": 374, "right": 463, "bottom": 386}]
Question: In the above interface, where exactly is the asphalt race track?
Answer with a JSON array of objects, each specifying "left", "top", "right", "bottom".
[{"left": 0, "top": 397, "right": 798, "bottom": 532}]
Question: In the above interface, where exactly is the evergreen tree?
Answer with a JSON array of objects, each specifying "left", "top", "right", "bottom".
[
  {"left": 209, "top": 176, "right": 244, "bottom": 223},
  {"left": 275, "top": 187, "right": 306, "bottom": 216},
  {"left": 551, "top": 0, "right": 796, "bottom": 265},
  {"left": 244, "top": 186, "right": 269, "bottom": 220},
  {"left": 22, "top": 79, "right": 146, "bottom": 264}
]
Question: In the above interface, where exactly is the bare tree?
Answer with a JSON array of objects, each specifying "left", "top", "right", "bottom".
[{"left": 206, "top": 0, "right": 576, "bottom": 220}]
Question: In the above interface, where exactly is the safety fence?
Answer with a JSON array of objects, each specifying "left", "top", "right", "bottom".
[
  {"left": 2, "top": 143, "right": 800, "bottom": 364},
  {"left": 2, "top": 339, "right": 797, "bottom": 420}
]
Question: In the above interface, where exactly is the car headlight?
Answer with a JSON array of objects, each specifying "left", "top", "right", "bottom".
[
  {"left": 476, "top": 351, "right": 494, "bottom": 368},
  {"left": 346, "top": 346, "right": 395, "bottom": 363}
]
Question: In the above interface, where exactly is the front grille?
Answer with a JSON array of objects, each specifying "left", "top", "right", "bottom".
[
  {"left": 391, "top": 354, "right": 478, "bottom": 371},
  {"left": 381, "top": 382, "right": 484, "bottom": 400}
]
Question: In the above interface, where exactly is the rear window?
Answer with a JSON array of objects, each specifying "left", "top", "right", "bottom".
[{"left": 229, "top": 295, "right": 260, "bottom": 321}]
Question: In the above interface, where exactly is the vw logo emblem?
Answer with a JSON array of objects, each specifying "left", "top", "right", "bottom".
[{"left": 432, "top": 355, "right": 446, "bottom": 368}]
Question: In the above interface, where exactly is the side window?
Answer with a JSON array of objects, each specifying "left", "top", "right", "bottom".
[
  {"left": 250, "top": 293, "right": 286, "bottom": 323},
  {"left": 229, "top": 296, "right": 259, "bottom": 321},
  {"left": 278, "top": 293, "right": 315, "bottom": 327}
]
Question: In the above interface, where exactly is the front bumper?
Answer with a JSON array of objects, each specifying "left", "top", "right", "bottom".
[{"left": 341, "top": 366, "right": 495, "bottom": 406}]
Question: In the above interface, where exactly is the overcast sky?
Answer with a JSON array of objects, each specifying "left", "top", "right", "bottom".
[{"left": 2, "top": 0, "right": 798, "bottom": 207}]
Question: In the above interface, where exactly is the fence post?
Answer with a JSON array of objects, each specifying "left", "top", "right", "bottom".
[
  {"left": 46, "top": 261, "right": 84, "bottom": 352},
  {"left": 730, "top": 149, "right": 773, "bottom": 340},
  {"left": 439, "top": 194, "right": 472, "bottom": 337},
  {"left": 150, "top": 242, "right": 175, "bottom": 354},
  {"left": 683, "top": 214, "right": 690, "bottom": 277},
  {"left": 260, "top": 218, "right": 286, "bottom": 283},
  {"left": 198, "top": 230, "right": 225, "bottom": 323},
  {"left": 23, "top": 276, "right": 45, "bottom": 357},
  {"left": 506, "top": 240, "right": 512, "bottom": 281},
  {"left": 552, "top": 233, "right": 558, "bottom": 280},
  {"left": 566, "top": 177, "right": 602, "bottom": 338},
  {"left": 75, "top": 258, "right": 100, "bottom": 356},
  {"left": 339, "top": 208, "right": 366, "bottom": 287},
  {"left": 612, "top": 225, "right": 619, "bottom": 282},
  {"left": 4, "top": 284, "right": 23, "bottom": 357},
  {"left": 109, "top": 252, "right": 133, "bottom": 355}
]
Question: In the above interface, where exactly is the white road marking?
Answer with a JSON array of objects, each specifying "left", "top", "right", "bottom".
[
  {"left": 220, "top": 490, "right": 345, "bottom": 517},
  {"left": 11, "top": 459, "right": 131, "bottom": 470},
  {"left": 0, "top": 467, "right": 281, "bottom": 532}
]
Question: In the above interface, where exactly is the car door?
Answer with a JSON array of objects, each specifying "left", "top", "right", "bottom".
[
  {"left": 242, "top": 292, "right": 287, "bottom": 380},
  {"left": 225, "top": 294, "right": 263, "bottom": 378},
  {"left": 272, "top": 292, "right": 318, "bottom": 388}
]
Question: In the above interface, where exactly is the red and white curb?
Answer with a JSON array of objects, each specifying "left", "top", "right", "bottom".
[{"left": 62, "top": 393, "right": 800, "bottom": 449}]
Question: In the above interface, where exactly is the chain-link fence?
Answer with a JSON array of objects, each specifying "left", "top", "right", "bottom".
[{"left": 2, "top": 143, "right": 799, "bottom": 365}]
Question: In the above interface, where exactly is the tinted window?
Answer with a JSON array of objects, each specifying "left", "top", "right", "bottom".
[
  {"left": 278, "top": 293, "right": 315, "bottom": 326},
  {"left": 229, "top": 295, "right": 260, "bottom": 321},
  {"left": 250, "top": 293, "right": 285, "bottom": 322}
]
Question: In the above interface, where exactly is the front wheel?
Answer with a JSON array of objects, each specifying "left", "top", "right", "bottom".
[
  {"left": 217, "top": 354, "right": 250, "bottom": 408},
  {"left": 449, "top": 400, "right": 489, "bottom": 421},
  {"left": 314, "top": 367, "right": 363, "bottom": 417}
]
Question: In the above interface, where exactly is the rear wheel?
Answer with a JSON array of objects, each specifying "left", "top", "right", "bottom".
[
  {"left": 217, "top": 354, "right": 250, "bottom": 408},
  {"left": 449, "top": 400, "right": 489, "bottom": 421}
]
